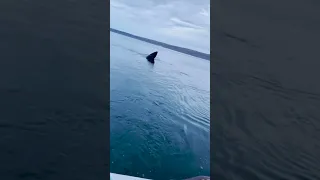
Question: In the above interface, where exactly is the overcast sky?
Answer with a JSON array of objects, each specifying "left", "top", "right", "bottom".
[{"left": 110, "top": 0, "right": 210, "bottom": 54}]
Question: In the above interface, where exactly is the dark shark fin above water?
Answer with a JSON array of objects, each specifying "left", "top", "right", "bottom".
[{"left": 146, "top": 51, "right": 158, "bottom": 63}]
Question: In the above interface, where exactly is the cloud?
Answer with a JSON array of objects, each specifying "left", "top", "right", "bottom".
[
  {"left": 110, "top": 0, "right": 210, "bottom": 54},
  {"left": 170, "top": 17, "right": 204, "bottom": 29}
]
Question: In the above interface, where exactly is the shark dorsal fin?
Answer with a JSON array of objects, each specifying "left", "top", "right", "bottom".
[{"left": 146, "top": 51, "right": 158, "bottom": 63}]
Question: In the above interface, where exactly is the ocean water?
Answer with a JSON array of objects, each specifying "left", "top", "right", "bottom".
[{"left": 110, "top": 32, "right": 210, "bottom": 179}]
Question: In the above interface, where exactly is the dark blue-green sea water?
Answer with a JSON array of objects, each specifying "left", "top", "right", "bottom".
[{"left": 110, "top": 32, "right": 210, "bottom": 179}]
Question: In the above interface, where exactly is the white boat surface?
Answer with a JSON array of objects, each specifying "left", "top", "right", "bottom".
[{"left": 110, "top": 173, "right": 150, "bottom": 180}]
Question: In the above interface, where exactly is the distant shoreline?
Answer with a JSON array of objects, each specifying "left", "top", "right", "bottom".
[{"left": 110, "top": 28, "right": 210, "bottom": 61}]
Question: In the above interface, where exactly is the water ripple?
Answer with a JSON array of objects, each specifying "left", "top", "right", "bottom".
[{"left": 110, "top": 32, "right": 210, "bottom": 179}]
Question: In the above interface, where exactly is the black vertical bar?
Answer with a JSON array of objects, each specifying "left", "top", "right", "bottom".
[
  {"left": 0, "top": 0, "right": 110, "bottom": 180},
  {"left": 210, "top": 0, "right": 320, "bottom": 179}
]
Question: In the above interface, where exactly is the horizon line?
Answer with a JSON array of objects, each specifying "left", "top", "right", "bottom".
[{"left": 110, "top": 28, "right": 210, "bottom": 61}]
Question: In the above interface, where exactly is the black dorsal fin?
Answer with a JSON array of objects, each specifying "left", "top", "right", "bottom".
[{"left": 146, "top": 51, "right": 158, "bottom": 63}]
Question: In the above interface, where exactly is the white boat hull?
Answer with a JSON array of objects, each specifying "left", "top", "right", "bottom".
[{"left": 110, "top": 173, "right": 150, "bottom": 180}]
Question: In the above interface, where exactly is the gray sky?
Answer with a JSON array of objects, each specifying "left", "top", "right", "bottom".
[{"left": 110, "top": 0, "right": 210, "bottom": 54}]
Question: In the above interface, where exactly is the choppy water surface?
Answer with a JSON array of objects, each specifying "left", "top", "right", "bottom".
[{"left": 110, "top": 32, "right": 210, "bottom": 179}]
